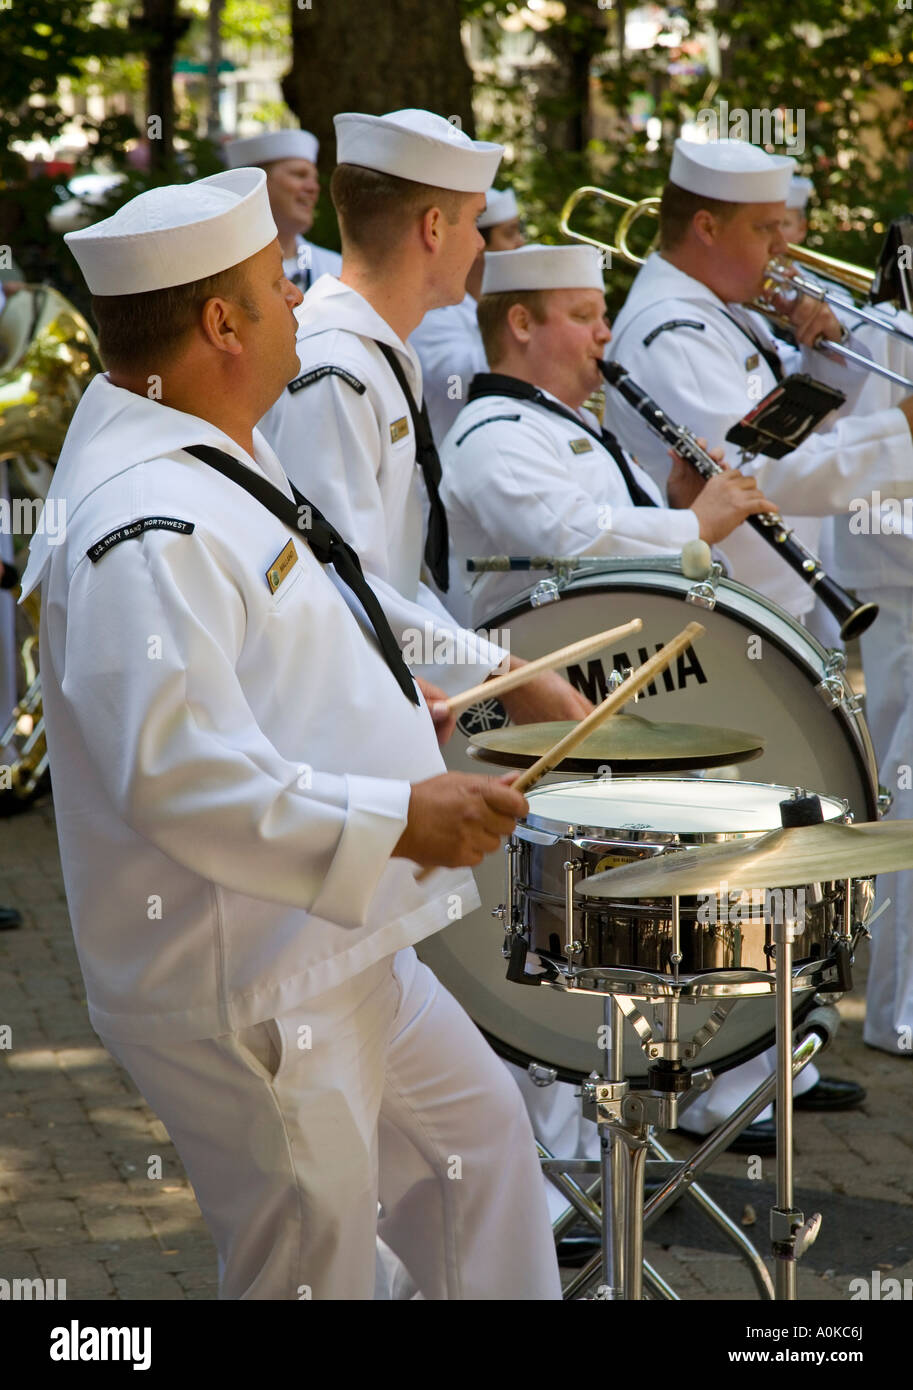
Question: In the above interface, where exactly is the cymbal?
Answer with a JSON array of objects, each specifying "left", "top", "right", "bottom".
[
  {"left": 579, "top": 818, "right": 913, "bottom": 899},
  {"left": 466, "top": 712, "right": 764, "bottom": 773}
]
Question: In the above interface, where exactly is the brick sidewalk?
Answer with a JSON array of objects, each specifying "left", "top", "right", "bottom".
[{"left": 1, "top": 799, "right": 911, "bottom": 1301}]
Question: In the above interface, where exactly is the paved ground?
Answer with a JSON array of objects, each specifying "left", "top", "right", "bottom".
[{"left": 1, "top": 796, "right": 911, "bottom": 1302}]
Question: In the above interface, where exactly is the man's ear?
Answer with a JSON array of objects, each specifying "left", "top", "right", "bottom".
[
  {"left": 506, "top": 301, "right": 532, "bottom": 345},
  {"left": 419, "top": 205, "right": 445, "bottom": 254},
  {"left": 691, "top": 209, "right": 720, "bottom": 248},
  {"left": 200, "top": 295, "right": 244, "bottom": 357}
]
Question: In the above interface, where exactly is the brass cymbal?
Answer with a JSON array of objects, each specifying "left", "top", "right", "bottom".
[
  {"left": 580, "top": 818, "right": 913, "bottom": 899},
  {"left": 467, "top": 712, "right": 764, "bottom": 773}
]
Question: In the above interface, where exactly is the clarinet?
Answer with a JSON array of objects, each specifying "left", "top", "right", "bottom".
[{"left": 598, "top": 360, "right": 878, "bottom": 640}]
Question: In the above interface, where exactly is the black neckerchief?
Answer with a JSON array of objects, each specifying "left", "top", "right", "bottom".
[
  {"left": 184, "top": 444, "right": 419, "bottom": 706},
  {"left": 718, "top": 308, "right": 785, "bottom": 383},
  {"left": 374, "top": 341, "right": 450, "bottom": 591},
  {"left": 467, "top": 372, "right": 656, "bottom": 508}
]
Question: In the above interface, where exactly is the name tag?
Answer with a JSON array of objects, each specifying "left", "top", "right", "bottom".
[
  {"left": 389, "top": 416, "right": 409, "bottom": 443},
  {"left": 569, "top": 437, "right": 593, "bottom": 454},
  {"left": 745, "top": 353, "right": 760, "bottom": 371},
  {"left": 266, "top": 539, "right": 298, "bottom": 594}
]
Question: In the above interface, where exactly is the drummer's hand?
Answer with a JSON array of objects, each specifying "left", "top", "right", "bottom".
[
  {"left": 498, "top": 658, "right": 593, "bottom": 724},
  {"left": 393, "top": 772, "right": 529, "bottom": 868},
  {"left": 667, "top": 440, "right": 725, "bottom": 509},
  {"left": 691, "top": 470, "right": 777, "bottom": 545},
  {"left": 415, "top": 676, "right": 456, "bottom": 745}
]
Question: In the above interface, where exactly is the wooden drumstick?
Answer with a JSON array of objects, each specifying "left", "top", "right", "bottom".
[
  {"left": 512, "top": 620, "right": 706, "bottom": 794},
  {"left": 416, "top": 620, "right": 705, "bottom": 880},
  {"left": 443, "top": 618, "right": 643, "bottom": 719}
]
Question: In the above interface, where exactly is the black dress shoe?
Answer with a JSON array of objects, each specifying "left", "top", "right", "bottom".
[
  {"left": 793, "top": 1076, "right": 866, "bottom": 1111},
  {"left": 677, "top": 1118, "right": 777, "bottom": 1155},
  {"left": 556, "top": 1231, "right": 601, "bottom": 1267},
  {"left": 0, "top": 906, "right": 22, "bottom": 931}
]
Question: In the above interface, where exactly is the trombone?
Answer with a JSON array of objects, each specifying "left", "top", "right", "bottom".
[{"left": 559, "top": 185, "right": 913, "bottom": 391}]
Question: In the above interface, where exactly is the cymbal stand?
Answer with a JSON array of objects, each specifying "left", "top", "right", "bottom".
[{"left": 771, "top": 896, "right": 823, "bottom": 1299}]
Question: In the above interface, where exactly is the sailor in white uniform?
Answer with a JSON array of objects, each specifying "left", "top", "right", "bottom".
[
  {"left": 780, "top": 178, "right": 913, "bottom": 1058},
  {"left": 410, "top": 186, "right": 525, "bottom": 444},
  {"left": 19, "top": 168, "right": 561, "bottom": 1300},
  {"left": 605, "top": 138, "right": 913, "bottom": 1139},
  {"left": 441, "top": 242, "right": 774, "bottom": 628},
  {"left": 606, "top": 139, "right": 913, "bottom": 623},
  {"left": 438, "top": 241, "right": 775, "bottom": 1176},
  {"left": 225, "top": 128, "right": 342, "bottom": 290},
  {"left": 260, "top": 109, "right": 591, "bottom": 717}
]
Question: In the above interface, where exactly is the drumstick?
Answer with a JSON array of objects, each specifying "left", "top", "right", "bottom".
[
  {"left": 444, "top": 618, "right": 643, "bottom": 719},
  {"left": 512, "top": 620, "right": 706, "bottom": 794},
  {"left": 416, "top": 620, "right": 705, "bottom": 880}
]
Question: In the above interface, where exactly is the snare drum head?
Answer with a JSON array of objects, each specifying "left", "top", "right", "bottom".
[
  {"left": 523, "top": 778, "right": 847, "bottom": 840},
  {"left": 420, "top": 565, "right": 877, "bottom": 1083}
]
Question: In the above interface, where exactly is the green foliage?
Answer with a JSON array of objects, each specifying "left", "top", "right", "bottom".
[
  {"left": 466, "top": 1, "right": 913, "bottom": 313},
  {"left": 220, "top": 0, "right": 290, "bottom": 49}
]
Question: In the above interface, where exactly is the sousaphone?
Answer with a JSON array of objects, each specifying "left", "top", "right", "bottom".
[{"left": 0, "top": 284, "right": 101, "bottom": 806}]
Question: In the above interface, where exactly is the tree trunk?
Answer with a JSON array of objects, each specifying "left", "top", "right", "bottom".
[
  {"left": 206, "top": 0, "right": 226, "bottom": 143},
  {"left": 140, "top": 0, "right": 180, "bottom": 172},
  {"left": 283, "top": 0, "right": 475, "bottom": 186}
]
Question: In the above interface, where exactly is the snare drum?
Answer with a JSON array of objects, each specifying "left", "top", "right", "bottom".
[
  {"left": 511, "top": 778, "right": 872, "bottom": 995},
  {"left": 420, "top": 561, "right": 879, "bottom": 1082}
]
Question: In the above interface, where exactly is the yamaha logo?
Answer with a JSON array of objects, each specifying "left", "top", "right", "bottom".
[{"left": 457, "top": 698, "right": 509, "bottom": 738}]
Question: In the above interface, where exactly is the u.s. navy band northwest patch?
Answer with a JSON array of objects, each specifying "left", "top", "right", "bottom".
[
  {"left": 87, "top": 517, "right": 195, "bottom": 563},
  {"left": 287, "top": 365, "right": 366, "bottom": 395}
]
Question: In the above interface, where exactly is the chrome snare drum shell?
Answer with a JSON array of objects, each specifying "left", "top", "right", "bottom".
[{"left": 510, "top": 778, "right": 861, "bottom": 989}]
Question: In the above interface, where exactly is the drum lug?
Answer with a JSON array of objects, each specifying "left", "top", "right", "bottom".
[
  {"left": 529, "top": 578, "right": 561, "bottom": 607},
  {"left": 527, "top": 1062, "right": 558, "bottom": 1088},
  {"left": 815, "top": 649, "right": 863, "bottom": 715},
  {"left": 685, "top": 561, "right": 723, "bottom": 611},
  {"left": 608, "top": 666, "right": 641, "bottom": 704}
]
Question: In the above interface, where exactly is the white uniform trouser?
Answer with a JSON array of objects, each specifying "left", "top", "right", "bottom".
[
  {"left": 507, "top": 1065, "right": 599, "bottom": 1221},
  {"left": 681, "top": 1046, "right": 817, "bottom": 1134},
  {"left": 859, "top": 585, "right": 913, "bottom": 1054},
  {"left": 105, "top": 947, "right": 561, "bottom": 1300}
]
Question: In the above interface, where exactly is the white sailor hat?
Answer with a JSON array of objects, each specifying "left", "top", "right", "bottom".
[
  {"left": 481, "top": 243, "right": 604, "bottom": 295},
  {"left": 669, "top": 137, "right": 795, "bottom": 204},
  {"left": 225, "top": 129, "right": 319, "bottom": 169},
  {"left": 333, "top": 109, "right": 502, "bottom": 193},
  {"left": 786, "top": 175, "right": 815, "bottom": 210},
  {"left": 65, "top": 168, "right": 277, "bottom": 296},
  {"left": 478, "top": 186, "right": 520, "bottom": 229}
]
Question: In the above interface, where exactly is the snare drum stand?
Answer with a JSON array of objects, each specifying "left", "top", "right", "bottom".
[{"left": 582, "top": 894, "right": 703, "bottom": 1301}]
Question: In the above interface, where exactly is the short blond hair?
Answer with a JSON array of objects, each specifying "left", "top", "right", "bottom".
[{"left": 330, "top": 164, "right": 468, "bottom": 262}]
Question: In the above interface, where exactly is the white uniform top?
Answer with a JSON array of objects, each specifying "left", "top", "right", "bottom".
[
  {"left": 409, "top": 293, "right": 488, "bottom": 445},
  {"left": 259, "top": 275, "right": 505, "bottom": 693},
  {"left": 824, "top": 299, "right": 913, "bottom": 587},
  {"left": 282, "top": 235, "right": 342, "bottom": 289},
  {"left": 606, "top": 252, "right": 913, "bottom": 616},
  {"left": 19, "top": 375, "right": 477, "bottom": 1046},
  {"left": 439, "top": 383, "right": 699, "bottom": 627}
]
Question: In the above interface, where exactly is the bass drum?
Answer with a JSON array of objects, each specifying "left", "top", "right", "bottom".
[{"left": 419, "top": 560, "right": 878, "bottom": 1083}]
